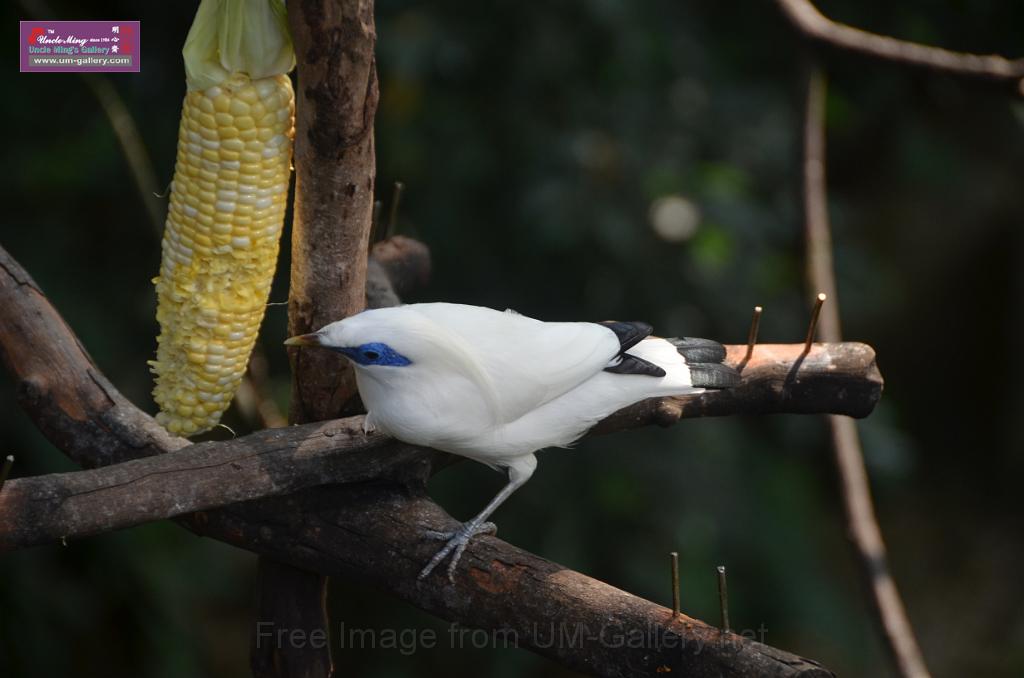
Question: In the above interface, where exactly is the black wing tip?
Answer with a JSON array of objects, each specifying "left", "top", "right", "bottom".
[
  {"left": 598, "top": 321, "right": 654, "bottom": 353},
  {"left": 604, "top": 354, "right": 667, "bottom": 377}
]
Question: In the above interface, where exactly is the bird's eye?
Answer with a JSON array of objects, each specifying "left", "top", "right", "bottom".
[{"left": 363, "top": 350, "right": 380, "bottom": 361}]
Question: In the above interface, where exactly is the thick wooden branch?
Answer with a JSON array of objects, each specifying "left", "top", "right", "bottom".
[
  {"left": 0, "top": 339, "right": 880, "bottom": 551},
  {"left": 0, "top": 252, "right": 184, "bottom": 468},
  {"left": 774, "top": 0, "right": 1024, "bottom": 95},
  {"left": 279, "top": 3, "right": 380, "bottom": 675},
  {"left": 0, "top": 244, "right": 840, "bottom": 675},
  {"left": 0, "top": 417, "right": 431, "bottom": 550},
  {"left": 287, "top": 0, "right": 379, "bottom": 423},
  {"left": 189, "top": 482, "right": 832, "bottom": 678},
  {"left": 0, "top": 236, "right": 880, "bottom": 550}
]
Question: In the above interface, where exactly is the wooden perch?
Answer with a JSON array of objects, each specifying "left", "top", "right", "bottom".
[
  {"left": 0, "top": 417, "right": 433, "bottom": 550},
  {"left": 595, "top": 342, "right": 881, "bottom": 433},
  {"left": 286, "top": 0, "right": 379, "bottom": 424},
  {"left": 190, "top": 483, "right": 832, "bottom": 678},
  {"left": 0, "top": 243, "right": 847, "bottom": 676},
  {"left": 0, "top": 334, "right": 881, "bottom": 549},
  {"left": 0, "top": 242, "right": 881, "bottom": 550},
  {"left": 278, "top": 3, "right": 381, "bottom": 674}
]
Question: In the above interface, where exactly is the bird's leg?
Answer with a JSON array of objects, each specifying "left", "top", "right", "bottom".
[
  {"left": 418, "top": 456, "right": 536, "bottom": 582},
  {"left": 418, "top": 480, "right": 517, "bottom": 582}
]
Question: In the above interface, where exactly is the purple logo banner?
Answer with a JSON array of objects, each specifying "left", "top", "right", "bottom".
[{"left": 20, "top": 20, "right": 140, "bottom": 73}]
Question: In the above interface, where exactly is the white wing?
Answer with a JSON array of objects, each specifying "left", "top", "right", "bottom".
[
  {"left": 484, "top": 337, "right": 704, "bottom": 458},
  {"left": 408, "top": 303, "right": 620, "bottom": 423}
]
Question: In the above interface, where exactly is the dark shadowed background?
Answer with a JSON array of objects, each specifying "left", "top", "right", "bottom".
[{"left": 2, "top": 1, "right": 1022, "bottom": 676}]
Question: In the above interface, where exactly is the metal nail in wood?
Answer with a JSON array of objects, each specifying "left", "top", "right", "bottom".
[
  {"left": 745, "top": 305, "right": 763, "bottom": 362},
  {"left": 670, "top": 551, "right": 681, "bottom": 617},
  {"left": 804, "top": 293, "right": 827, "bottom": 353},
  {"left": 717, "top": 565, "right": 731, "bottom": 633}
]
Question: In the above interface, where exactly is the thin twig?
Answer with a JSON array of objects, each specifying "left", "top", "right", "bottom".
[
  {"left": 244, "top": 345, "right": 287, "bottom": 429},
  {"left": 801, "top": 63, "right": 931, "bottom": 678},
  {"left": 82, "top": 75, "right": 166, "bottom": 235},
  {"left": 18, "top": 0, "right": 166, "bottom": 230},
  {"left": 370, "top": 199, "right": 383, "bottom": 243},
  {"left": 776, "top": 0, "right": 1024, "bottom": 95},
  {"left": 386, "top": 181, "right": 404, "bottom": 239}
]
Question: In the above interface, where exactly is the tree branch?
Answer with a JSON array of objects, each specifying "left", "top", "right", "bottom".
[
  {"left": 0, "top": 240, "right": 881, "bottom": 550},
  {"left": 0, "top": 242, "right": 840, "bottom": 675},
  {"left": 195, "top": 482, "right": 833, "bottom": 678},
  {"left": 287, "top": 0, "right": 379, "bottom": 424},
  {"left": 800, "top": 65, "right": 931, "bottom": 678},
  {"left": 775, "top": 0, "right": 1024, "bottom": 95},
  {"left": 0, "top": 250, "right": 184, "bottom": 469},
  {"left": 0, "top": 337, "right": 881, "bottom": 551},
  {"left": 0, "top": 416, "right": 432, "bottom": 550},
  {"left": 274, "top": 2, "right": 380, "bottom": 675},
  {"left": 595, "top": 341, "right": 880, "bottom": 433}
]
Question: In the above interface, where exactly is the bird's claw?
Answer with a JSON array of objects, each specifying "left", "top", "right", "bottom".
[{"left": 418, "top": 521, "right": 497, "bottom": 582}]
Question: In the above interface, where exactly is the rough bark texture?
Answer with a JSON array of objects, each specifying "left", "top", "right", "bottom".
[
  {"left": 0, "top": 243, "right": 840, "bottom": 676},
  {"left": 0, "top": 249, "right": 185, "bottom": 468},
  {"left": 270, "top": 2, "right": 380, "bottom": 676},
  {"left": 0, "top": 241, "right": 880, "bottom": 550},
  {"left": 0, "top": 416, "right": 433, "bottom": 550},
  {"left": 194, "top": 483, "right": 833, "bottom": 678},
  {"left": 287, "top": 0, "right": 379, "bottom": 424},
  {"left": 0, "top": 336, "right": 882, "bottom": 549}
]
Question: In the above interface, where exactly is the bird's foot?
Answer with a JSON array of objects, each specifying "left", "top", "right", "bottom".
[
  {"left": 362, "top": 415, "right": 377, "bottom": 434},
  {"left": 418, "top": 521, "right": 497, "bottom": 582}
]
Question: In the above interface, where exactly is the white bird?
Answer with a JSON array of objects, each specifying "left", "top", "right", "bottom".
[{"left": 285, "top": 302, "right": 739, "bottom": 581}]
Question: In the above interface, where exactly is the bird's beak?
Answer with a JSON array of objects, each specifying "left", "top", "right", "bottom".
[{"left": 284, "top": 333, "right": 323, "bottom": 347}]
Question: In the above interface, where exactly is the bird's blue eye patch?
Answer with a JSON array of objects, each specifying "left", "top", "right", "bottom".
[{"left": 335, "top": 342, "right": 411, "bottom": 367}]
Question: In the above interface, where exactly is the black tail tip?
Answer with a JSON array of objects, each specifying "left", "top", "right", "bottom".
[
  {"left": 689, "top": 363, "right": 741, "bottom": 389},
  {"left": 668, "top": 337, "right": 726, "bottom": 364},
  {"left": 668, "top": 337, "right": 739, "bottom": 389}
]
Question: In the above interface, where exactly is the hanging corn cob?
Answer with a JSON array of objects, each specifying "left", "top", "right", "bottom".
[{"left": 151, "top": 0, "right": 295, "bottom": 436}]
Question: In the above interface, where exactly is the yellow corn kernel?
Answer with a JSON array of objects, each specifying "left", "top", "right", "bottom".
[{"left": 152, "top": 72, "right": 294, "bottom": 436}]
